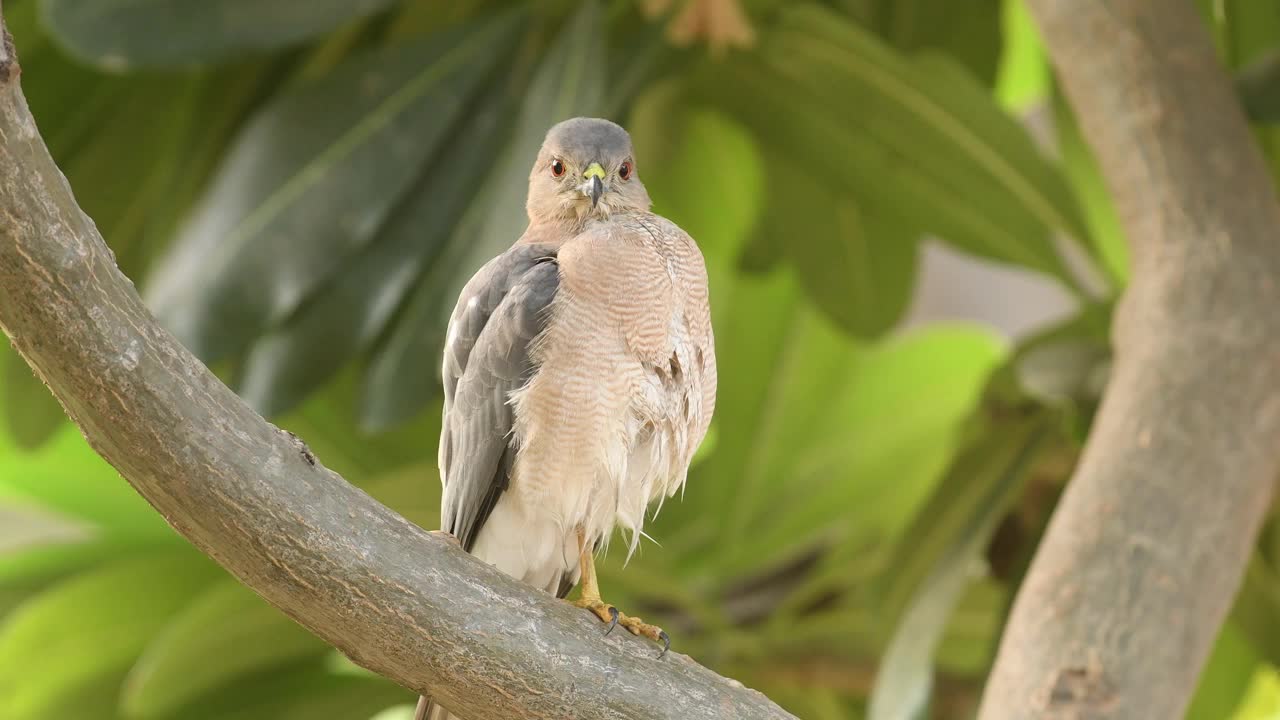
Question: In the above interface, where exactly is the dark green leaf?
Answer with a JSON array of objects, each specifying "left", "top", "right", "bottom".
[
  {"left": 1239, "top": 50, "right": 1280, "bottom": 123},
  {"left": 361, "top": 0, "right": 607, "bottom": 430},
  {"left": 146, "top": 12, "right": 526, "bottom": 365},
  {"left": 236, "top": 80, "right": 520, "bottom": 417},
  {"left": 879, "top": 0, "right": 1003, "bottom": 85},
  {"left": 123, "top": 580, "right": 329, "bottom": 718},
  {"left": 761, "top": 149, "right": 918, "bottom": 337},
  {"left": 711, "top": 4, "right": 1089, "bottom": 287},
  {"left": 39, "top": 0, "right": 399, "bottom": 69},
  {"left": 0, "top": 551, "right": 219, "bottom": 720},
  {"left": 0, "top": 342, "right": 64, "bottom": 450}
]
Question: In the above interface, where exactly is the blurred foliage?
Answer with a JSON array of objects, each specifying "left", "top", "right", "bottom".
[{"left": 1, "top": 0, "right": 1279, "bottom": 718}]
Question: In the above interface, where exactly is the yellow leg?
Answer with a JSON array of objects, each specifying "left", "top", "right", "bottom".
[{"left": 569, "top": 528, "right": 670, "bottom": 657}]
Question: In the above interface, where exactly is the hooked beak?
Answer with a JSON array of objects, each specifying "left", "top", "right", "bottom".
[{"left": 582, "top": 162, "right": 606, "bottom": 207}]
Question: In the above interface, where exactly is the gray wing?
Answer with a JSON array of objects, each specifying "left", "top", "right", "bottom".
[{"left": 439, "top": 243, "right": 559, "bottom": 553}]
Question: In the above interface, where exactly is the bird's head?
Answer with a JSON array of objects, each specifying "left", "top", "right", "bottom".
[{"left": 527, "top": 117, "right": 652, "bottom": 225}]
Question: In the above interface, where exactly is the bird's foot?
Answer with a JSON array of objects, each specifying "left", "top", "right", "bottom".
[{"left": 572, "top": 597, "right": 670, "bottom": 658}]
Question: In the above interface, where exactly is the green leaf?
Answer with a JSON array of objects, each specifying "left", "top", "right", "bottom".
[
  {"left": 1239, "top": 51, "right": 1280, "bottom": 123},
  {"left": 1187, "top": 621, "right": 1259, "bottom": 720},
  {"left": 39, "top": 0, "right": 399, "bottom": 69},
  {"left": 371, "top": 706, "right": 417, "bottom": 720},
  {"left": 880, "top": 0, "right": 1003, "bottom": 86},
  {"left": 869, "top": 417, "right": 1048, "bottom": 720},
  {"left": 0, "top": 343, "right": 64, "bottom": 450},
  {"left": 716, "top": 323, "right": 1007, "bottom": 579},
  {"left": 1231, "top": 553, "right": 1280, "bottom": 667},
  {"left": 146, "top": 12, "right": 526, "bottom": 366},
  {"left": 1050, "top": 81, "right": 1128, "bottom": 285},
  {"left": 236, "top": 80, "right": 521, "bottom": 417},
  {"left": 0, "top": 551, "right": 220, "bottom": 720},
  {"left": 123, "top": 580, "right": 329, "bottom": 718},
  {"left": 0, "top": 537, "right": 141, "bottom": 587},
  {"left": 628, "top": 78, "right": 765, "bottom": 259},
  {"left": 715, "top": 4, "right": 1088, "bottom": 286},
  {"left": 760, "top": 148, "right": 918, "bottom": 337},
  {"left": 994, "top": 0, "right": 1050, "bottom": 111},
  {"left": 361, "top": 0, "right": 608, "bottom": 430},
  {"left": 0, "top": 424, "right": 176, "bottom": 541}
]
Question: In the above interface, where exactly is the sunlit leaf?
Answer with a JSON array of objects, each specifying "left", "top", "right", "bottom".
[
  {"left": 39, "top": 0, "right": 399, "bottom": 69},
  {"left": 1187, "top": 621, "right": 1259, "bottom": 720},
  {"left": 123, "top": 580, "right": 328, "bottom": 718},
  {"left": 146, "top": 11, "right": 526, "bottom": 365},
  {"left": 0, "top": 551, "right": 220, "bottom": 720},
  {"left": 994, "top": 0, "right": 1050, "bottom": 110},
  {"left": 361, "top": 0, "right": 607, "bottom": 430}
]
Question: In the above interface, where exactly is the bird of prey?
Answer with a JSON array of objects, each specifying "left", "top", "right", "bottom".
[{"left": 414, "top": 117, "right": 718, "bottom": 720}]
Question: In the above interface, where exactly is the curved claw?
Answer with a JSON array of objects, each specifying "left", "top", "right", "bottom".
[
  {"left": 604, "top": 606, "right": 620, "bottom": 636},
  {"left": 657, "top": 630, "right": 670, "bottom": 659}
]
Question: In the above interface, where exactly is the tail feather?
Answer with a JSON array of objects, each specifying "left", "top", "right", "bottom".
[{"left": 414, "top": 694, "right": 459, "bottom": 720}]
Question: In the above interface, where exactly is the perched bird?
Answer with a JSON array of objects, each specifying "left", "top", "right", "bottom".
[{"left": 414, "top": 117, "right": 718, "bottom": 720}]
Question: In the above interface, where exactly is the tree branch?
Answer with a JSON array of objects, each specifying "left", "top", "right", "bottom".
[
  {"left": 0, "top": 16, "right": 792, "bottom": 720},
  {"left": 979, "top": 2, "right": 1280, "bottom": 718}
]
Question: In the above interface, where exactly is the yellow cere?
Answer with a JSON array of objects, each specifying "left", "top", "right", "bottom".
[{"left": 582, "top": 163, "right": 606, "bottom": 180}]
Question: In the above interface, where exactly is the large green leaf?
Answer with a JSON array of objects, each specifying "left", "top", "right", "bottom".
[
  {"left": 713, "top": 4, "right": 1089, "bottom": 287},
  {"left": 759, "top": 149, "right": 918, "bottom": 337},
  {"left": 236, "top": 80, "right": 521, "bottom": 417},
  {"left": 39, "top": 0, "right": 399, "bottom": 69},
  {"left": 0, "top": 551, "right": 220, "bottom": 720},
  {"left": 145, "top": 12, "right": 525, "bottom": 365},
  {"left": 717, "top": 323, "right": 1007, "bottom": 580},
  {"left": 123, "top": 580, "right": 328, "bottom": 718},
  {"left": 879, "top": 0, "right": 1003, "bottom": 86},
  {"left": 361, "top": 0, "right": 607, "bottom": 430}
]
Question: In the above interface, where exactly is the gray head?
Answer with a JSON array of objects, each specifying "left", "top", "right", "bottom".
[{"left": 527, "top": 117, "right": 652, "bottom": 224}]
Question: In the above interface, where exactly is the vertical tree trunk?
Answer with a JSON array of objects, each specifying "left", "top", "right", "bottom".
[{"left": 979, "top": 2, "right": 1280, "bottom": 717}]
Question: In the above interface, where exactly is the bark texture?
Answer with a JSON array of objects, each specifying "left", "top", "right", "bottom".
[
  {"left": 979, "top": 1, "right": 1280, "bottom": 718},
  {"left": 0, "top": 18, "right": 793, "bottom": 720}
]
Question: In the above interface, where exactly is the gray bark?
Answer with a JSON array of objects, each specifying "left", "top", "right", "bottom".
[
  {"left": 0, "top": 18, "right": 792, "bottom": 720},
  {"left": 979, "top": 1, "right": 1280, "bottom": 718}
]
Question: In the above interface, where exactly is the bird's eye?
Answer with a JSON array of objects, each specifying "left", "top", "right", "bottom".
[
  {"left": 619, "top": 161, "right": 633, "bottom": 181},
  {"left": 550, "top": 159, "right": 565, "bottom": 177}
]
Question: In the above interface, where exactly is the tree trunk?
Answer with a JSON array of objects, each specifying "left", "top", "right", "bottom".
[{"left": 979, "top": 1, "right": 1280, "bottom": 717}]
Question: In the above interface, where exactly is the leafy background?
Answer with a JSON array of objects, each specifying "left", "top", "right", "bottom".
[{"left": 2, "top": 0, "right": 1280, "bottom": 718}]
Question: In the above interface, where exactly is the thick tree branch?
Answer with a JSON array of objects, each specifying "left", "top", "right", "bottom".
[
  {"left": 0, "top": 19, "right": 792, "bottom": 720},
  {"left": 979, "top": 2, "right": 1280, "bottom": 718}
]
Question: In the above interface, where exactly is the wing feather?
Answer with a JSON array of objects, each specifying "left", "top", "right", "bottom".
[{"left": 439, "top": 243, "right": 559, "bottom": 552}]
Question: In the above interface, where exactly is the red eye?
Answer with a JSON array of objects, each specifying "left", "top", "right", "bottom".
[
  {"left": 619, "top": 161, "right": 633, "bottom": 180},
  {"left": 550, "top": 159, "right": 565, "bottom": 177}
]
